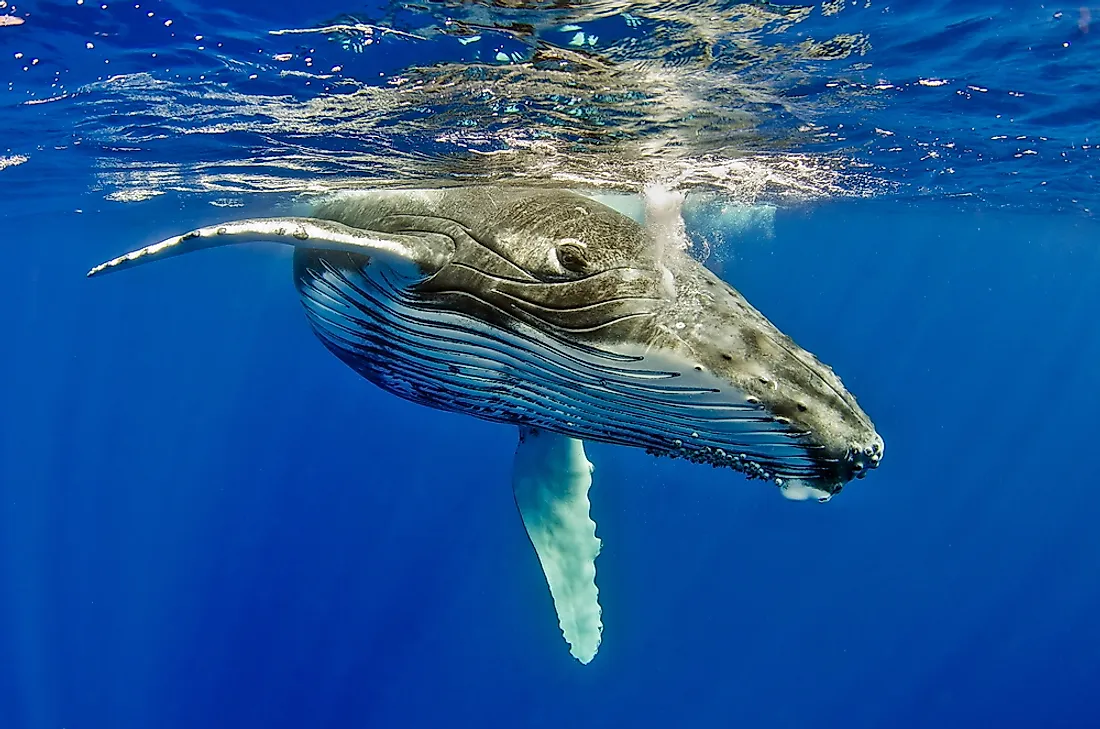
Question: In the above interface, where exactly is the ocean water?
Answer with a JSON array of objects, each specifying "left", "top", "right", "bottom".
[{"left": 3, "top": 1, "right": 1099, "bottom": 728}]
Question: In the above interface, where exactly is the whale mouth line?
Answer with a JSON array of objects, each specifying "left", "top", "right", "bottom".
[
  {"left": 493, "top": 290, "right": 667, "bottom": 316},
  {"left": 377, "top": 212, "right": 547, "bottom": 284},
  {"left": 445, "top": 260, "right": 647, "bottom": 288}
]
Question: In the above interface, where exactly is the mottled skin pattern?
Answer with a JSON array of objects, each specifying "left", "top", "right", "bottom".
[{"left": 300, "top": 187, "right": 883, "bottom": 491}]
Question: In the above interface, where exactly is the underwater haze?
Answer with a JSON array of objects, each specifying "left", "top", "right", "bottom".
[{"left": 2, "top": 1, "right": 1100, "bottom": 728}]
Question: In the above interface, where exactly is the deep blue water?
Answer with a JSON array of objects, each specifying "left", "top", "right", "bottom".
[{"left": 4, "top": 1, "right": 1100, "bottom": 728}]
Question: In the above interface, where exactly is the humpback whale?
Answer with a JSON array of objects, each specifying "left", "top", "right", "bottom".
[{"left": 89, "top": 186, "right": 883, "bottom": 664}]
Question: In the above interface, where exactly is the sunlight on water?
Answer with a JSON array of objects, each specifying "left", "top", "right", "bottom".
[{"left": 1, "top": 0, "right": 1097, "bottom": 213}]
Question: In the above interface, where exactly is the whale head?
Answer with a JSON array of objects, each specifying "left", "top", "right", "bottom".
[{"left": 293, "top": 187, "right": 883, "bottom": 497}]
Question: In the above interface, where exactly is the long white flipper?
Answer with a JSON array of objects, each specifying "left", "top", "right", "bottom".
[
  {"left": 87, "top": 217, "right": 454, "bottom": 279},
  {"left": 512, "top": 427, "right": 602, "bottom": 664}
]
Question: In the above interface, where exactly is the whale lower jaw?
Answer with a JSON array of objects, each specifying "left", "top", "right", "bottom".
[{"left": 295, "top": 251, "right": 828, "bottom": 487}]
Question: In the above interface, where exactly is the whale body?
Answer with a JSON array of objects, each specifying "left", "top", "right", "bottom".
[{"left": 89, "top": 186, "right": 883, "bottom": 664}]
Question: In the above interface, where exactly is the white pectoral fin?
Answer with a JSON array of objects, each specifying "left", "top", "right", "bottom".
[
  {"left": 87, "top": 217, "right": 454, "bottom": 280},
  {"left": 511, "top": 426, "right": 602, "bottom": 665}
]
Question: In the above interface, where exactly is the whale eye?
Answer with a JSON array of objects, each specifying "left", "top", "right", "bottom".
[{"left": 555, "top": 241, "right": 590, "bottom": 274}]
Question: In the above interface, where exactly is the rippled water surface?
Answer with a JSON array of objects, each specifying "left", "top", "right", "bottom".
[
  {"left": 5, "top": 4, "right": 1100, "bottom": 729},
  {"left": 3, "top": 0, "right": 1097, "bottom": 211}
]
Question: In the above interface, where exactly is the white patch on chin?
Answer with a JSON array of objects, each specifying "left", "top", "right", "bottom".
[{"left": 779, "top": 479, "right": 833, "bottom": 503}]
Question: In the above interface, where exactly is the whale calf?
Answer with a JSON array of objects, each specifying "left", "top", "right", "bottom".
[{"left": 89, "top": 186, "right": 883, "bottom": 664}]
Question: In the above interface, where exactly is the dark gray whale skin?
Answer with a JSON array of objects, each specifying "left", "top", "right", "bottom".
[{"left": 293, "top": 187, "right": 883, "bottom": 494}]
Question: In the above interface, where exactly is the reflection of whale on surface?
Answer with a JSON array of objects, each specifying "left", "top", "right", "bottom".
[{"left": 89, "top": 186, "right": 883, "bottom": 664}]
